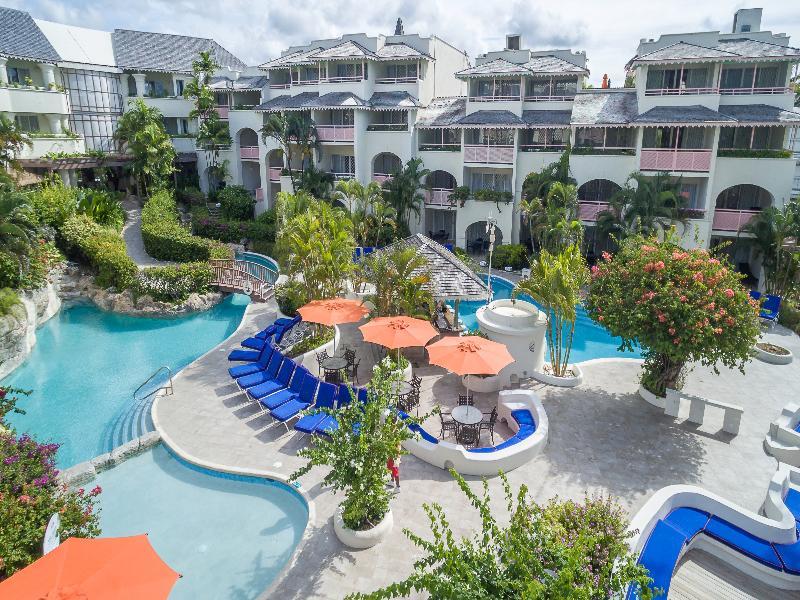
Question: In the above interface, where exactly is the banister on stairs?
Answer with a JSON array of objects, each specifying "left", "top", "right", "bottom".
[{"left": 210, "top": 258, "right": 277, "bottom": 302}]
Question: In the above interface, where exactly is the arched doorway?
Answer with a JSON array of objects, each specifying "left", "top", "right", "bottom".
[
  {"left": 714, "top": 184, "right": 772, "bottom": 211},
  {"left": 577, "top": 179, "right": 621, "bottom": 203},
  {"left": 425, "top": 170, "right": 457, "bottom": 205},
  {"left": 465, "top": 221, "right": 504, "bottom": 254},
  {"left": 372, "top": 152, "right": 402, "bottom": 184}
]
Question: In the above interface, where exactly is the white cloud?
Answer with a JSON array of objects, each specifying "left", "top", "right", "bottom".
[{"left": 6, "top": 0, "right": 800, "bottom": 85}]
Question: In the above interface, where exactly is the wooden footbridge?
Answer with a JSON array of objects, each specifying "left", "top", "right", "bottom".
[{"left": 210, "top": 258, "right": 279, "bottom": 302}]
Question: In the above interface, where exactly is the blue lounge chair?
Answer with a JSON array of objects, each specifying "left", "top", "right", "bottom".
[
  {"left": 237, "top": 356, "right": 294, "bottom": 391},
  {"left": 241, "top": 324, "right": 279, "bottom": 349},
  {"left": 269, "top": 375, "right": 319, "bottom": 431},
  {"left": 243, "top": 353, "right": 287, "bottom": 399},
  {"left": 255, "top": 324, "right": 278, "bottom": 340},
  {"left": 257, "top": 366, "right": 311, "bottom": 411},
  {"left": 444, "top": 243, "right": 454, "bottom": 252},
  {"left": 228, "top": 345, "right": 275, "bottom": 378},
  {"left": 362, "top": 246, "right": 374, "bottom": 256},
  {"left": 316, "top": 386, "right": 365, "bottom": 436},
  {"left": 353, "top": 247, "right": 362, "bottom": 262},
  {"left": 294, "top": 382, "right": 338, "bottom": 435},
  {"left": 761, "top": 294, "right": 781, "bottom": 324},
  {"left": 274, "top": 314, "right": 302, "bottom": 328}
]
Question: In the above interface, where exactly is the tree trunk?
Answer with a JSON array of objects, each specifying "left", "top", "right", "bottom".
[{"left": 644, "top": 353, "right": 686, "bottom": 397}]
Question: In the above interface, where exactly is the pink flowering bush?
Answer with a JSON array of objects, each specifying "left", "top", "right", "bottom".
[
  {"left": 586, "top": 235, "right": 760, "bottom": 396},
  {"left": 0, "top": 429, "right": 101, "bottom": 579}
]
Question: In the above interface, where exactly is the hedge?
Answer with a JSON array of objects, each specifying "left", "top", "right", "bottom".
[
  {"left": 141, "top": 190, "right": 231, "bottom": 262},
  {"left": 135, "top": 263, "right": 213, "bottom": 303},
  {"left": 60, "top": 214, "right": 138, "bottom": 290},
  {"left": 491, "top": 244, "right": 530, "bottom": 271}
]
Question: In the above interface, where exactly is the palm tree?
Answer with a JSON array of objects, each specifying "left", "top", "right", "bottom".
[
  {"left": 0, "top": 114, "right": 32, "bottom": 172},
  {"left": 520, "top": 182, "right": 582, "bottom": 254},
  {"left": 596, "top": 172, "right": 687, "bottom": 241},
  {"left": 520, "top": 147, "right": 575, "bottom": 203},
  {"left": 360, "top": 246, "right": 433, "bottom": 318},
  {"left": 742, "top": 200, "right": 800, "bottom": 296},
  {"left": 0, "top": 185, "right": 38, "bottom": 271},
  {"left": 381, "top": 158, "right": 429, "bottom": 234},
  {"left": 260, "top": 112, "right": 319, "bottom": 193},
  {"left": 334, "top": 179, "right": 395, "bottom": 245}
]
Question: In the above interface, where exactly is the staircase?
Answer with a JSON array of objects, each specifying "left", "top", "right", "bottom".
[{"left": 210, "top": 259, "right": 277, "bottom": 302}]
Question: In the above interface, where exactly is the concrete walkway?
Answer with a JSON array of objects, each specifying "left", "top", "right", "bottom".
[
  {"left": 121, "top": 196, "right": 172, "bottom": 267},
  {"left": 152, "top": 309, "right": 800, "bottom": 599}
]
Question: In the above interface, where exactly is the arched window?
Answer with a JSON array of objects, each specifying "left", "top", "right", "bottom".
[
  {"left": 577, "top": 179, "right": 621, "bottom": 203},
  {"left": 426, "top": 170, "right": 457, "bottom": 190},
  {"left": 715, "top": 184, "right": 772, "bottom": 211},
  {"left": 373, "top": 152, "right": 402, "bottom": 176}
]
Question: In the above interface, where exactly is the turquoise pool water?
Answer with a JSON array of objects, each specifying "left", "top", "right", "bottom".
[
  {"left": 236, "top": 251, "right": 280, "bottom": 284},
  {"left": 452, "top": 275, "right": 642, "bottom": 363},
  {"left": 95, "top": 444, "right": 307, "bottom": 599},
  {"left": 3, "top": 295, "right": 249, "bottom": 467}
]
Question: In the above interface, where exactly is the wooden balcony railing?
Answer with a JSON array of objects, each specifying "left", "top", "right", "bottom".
[
  {"left": 719, "top": 86, "right": 791, "bottom": 96},
  {"left": 463, "top": 144, "right": 514, "bottom": 164},
  {"left": 317, "top": 125, "right": 355, "bottom": 142},
  {"left": 269, "top": 83, "right": 291, "bottom": 89},
  {"left": 239, "top": 146, "right": 259, "bottom": 160},
  {"left": 268, "top": 167, "right": 282, "bottom": 182},
  {"left": 578, "top": 201, "right": 609, "bottom": 221},
  {"left": 215, "top": 106, "right": 229, "bottom": 119},
  {"left": 640, "top": 148, "right": 712, "bottom": 172},
  {"left": 372, "top": 173, "right": 393, "bottom": 184},
  {"left": 523, "top": 94, "right": 576, "bottom": 101},
  {"left": 468, "top": 95, "right": 521, "bottom": 102},
  {"left": 712, "top": 209, "right": 760, "bottom": 231},
  {"left": 375, "top": 77, "right": 418, "bottom": 84},
  {"left": 424, "top": 188, "right": 455, "bottom": 207},
  {"left": 330, "top": 171, "right": 355, "bottom": 180}
]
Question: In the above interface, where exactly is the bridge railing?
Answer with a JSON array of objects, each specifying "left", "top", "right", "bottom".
[{"left": 210, "top": 259, "right": 278, "bottom": 301}]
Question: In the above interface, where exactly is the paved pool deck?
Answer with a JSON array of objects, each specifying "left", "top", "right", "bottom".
[{"left": 152, "top": 301, "right": 800, "bottom": 599}]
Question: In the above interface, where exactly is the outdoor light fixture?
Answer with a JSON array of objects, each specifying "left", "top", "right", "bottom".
[{"left": 486, "top": 217, "right": 497, "bottom": 303}]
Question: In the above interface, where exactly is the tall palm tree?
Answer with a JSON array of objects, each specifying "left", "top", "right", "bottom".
[
  {"left": 742, "top": 200, "right": 800, "bottom": 296},
  {"left": 260, "top": 112, "right": 319, "bottom": 193},
  {"left": 596, "top": 172, "right": 687, "bottom": 242},
  {"left": 382, "top": 158, "right": 429, "bottom": 234},
  {"left": 360, "top": 246, "right": 433, "bottom": 318},
  {"left": 520, "top": 146, "right": 575, "bottom": 203},
  {"left": 0, "top": 114, "right": 32, "bottom": 172},
  {"left": 520, "top": 182, "right": 582, "bottom": 253}
]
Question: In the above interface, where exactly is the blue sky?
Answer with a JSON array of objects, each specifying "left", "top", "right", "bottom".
[{"left": 7, "top": 0, "right": 800, "bottom": 85}]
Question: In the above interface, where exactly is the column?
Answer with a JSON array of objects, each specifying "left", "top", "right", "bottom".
[
  {"left": 0, "top": 58, "right": 7, "bottom": 85},
  {"left": 132, "top": 73, "right": 146, "bottom": 97},
  {"left": 45, "top": 114, "right": 63, "bottom": 135},
  {"left": 39, "top": 64, "right": 56, "bottom": 88}
]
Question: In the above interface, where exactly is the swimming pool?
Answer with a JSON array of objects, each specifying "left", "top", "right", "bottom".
[
  {"left": 95, "top": 444, "right": 307, "bottom": 599},
  {"left": 3, "top": 295, "right": 249, "bottom": 467},
  {"left": 451, "top": 275, "right": 642, "bottom": 363},
  {"left": 236, "top": 251, "right": 280, "bottom": 284}
]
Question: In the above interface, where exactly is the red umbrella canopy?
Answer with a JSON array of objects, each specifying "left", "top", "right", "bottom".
[
  {"left": 359, "top": 316, "right": 438, "bottom": 349},
  {"left": 0, "top": 535, "right": 180, "bottom": 600},
  {"left": 297, "top": 298, "right": 369, "bottom": 327},
  {"left": 426, "top": 336, "right": 514, "bottom": 376}
]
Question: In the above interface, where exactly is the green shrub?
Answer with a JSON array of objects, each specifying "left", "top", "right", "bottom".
[
  {"left": 275, "top": 279, "right": 306, "bottom": 316},
  {"left": 28, "top": 183, "right": 77, "bottom": 228},
  {"left": 61, "top": 214, "right": 137, "bottom": 290},
  {"left": 0, "top": 252, "right": 21, "bottom": 288},
  {"left": 778, "top": 300, "right": 800, "bottom": 334},
  {"left": 286, "top": 326, "right": 334, "bottom": 358},
  {"left": 0, "top": 288, "right": 21, "bottom": 316},
  {"left": 218, "top": 185, "right": 255, "bottom": 221},
  {"left": 141, "top": 190, "right": 231, "bottom": 261},
  {"left": 75, "top": 188, "right": 124, "bottom": 230},
  {"left": 18, "top": 241, "right": 63, "bottom": 290},
  {"left": 251, "top": 208, "right": 276, "bottom": 241},
  {"left": 178, "top": 186, "right": 205, "bottom": 206},
  {"left": 492, "top": 244, "right": 529, "bottom": 270},
  {"left": 136, "top": 263, "right": 213, "bottom": 303},
  {"left": 249, "top": 240, "right": 275, "bottom": 258}
]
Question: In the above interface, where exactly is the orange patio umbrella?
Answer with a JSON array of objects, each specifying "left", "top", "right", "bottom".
[
  {"left": 359, "top": 316, "right": 438, "bottom": 350},
  {"left": 426, "top": 336, "right": 514, "bottom": 376},
  {"left": 0, "top": 534, "right": 180, "bottom": 599},
  {"left": 298, "top": 298, "right": 369, "bottom": 351}
]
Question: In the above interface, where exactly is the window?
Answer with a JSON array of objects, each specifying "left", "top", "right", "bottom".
[
  {"left": 474, "top": 78, "right": 520, "bottom": 98},
  {"left": 145, "top": 80, "right": 166, "bottom": 98},
  {"left": 645, "top": 67, "right": 710, "bottom": 90},
  {"left": 642, "top": 127, "right": 705, "bottom": 149},
  {"left": 506, "top": 35, "right": 521, "bottom": 50},
  {"left": 719, "top": 126, "right": 783, "bottom": 150},
  {"left": 7, "top": 66, "right": 31, "bottom": 84},
  {"left": 470, "top": 172, "right": 511, "bottom": 192},
  {"left": 373, "top": 153, "right": 401, "bottom": 174},
  {"left": 327, "top": 110, "right": 354, "bottom": 125},
  {"left": 179, "top": 118, "right": 189, "bottom": 134},
  {"left": 175, "top": 79, "right": 184, "bottom": 96},
  {"left": 465, "top": 128, "right": 514, "bottom": 145},
  {"left": 373, "top": 111, "right": 406, "bottom": 125},
  {"left": 527, "top": 77, "right": 578, "bottom": 98},
  {"left": 334, "top": 63, "right": 365, "bottom": 80},
  {"left": 419, "top": 128, "right": 460, "bottom": 150},
  {"left": 385, "top": 63, "right": 417, "bottom": 79},
  {"left": 14, "top": 115, "right": 40, "bottom": 132},
  {"left": 680, "top": 183, "right": 703, "bottom": 209},
  {"left": 332, "top": 155, "right": 355, "bottom": 174}
]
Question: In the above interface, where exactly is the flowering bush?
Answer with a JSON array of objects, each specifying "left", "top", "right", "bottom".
[
  {"left": 135, "top": 263, "right": 213, "bottom": 303},
  {"left": 60, "top": 215, "right": 137, "bottom": 290},
  {"left": 586, "top": 234, "right": 760, "bottom": 395},
  {"left": 0, "top": 431, "right": 101, "bottom": 578},
  {"left": 0, "top": 385, "right": 29, "bottom": 422}
]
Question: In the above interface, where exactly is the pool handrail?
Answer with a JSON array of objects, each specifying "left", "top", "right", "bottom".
[{"left": 133, "top": 365, "right": 174, "bottom": 402}]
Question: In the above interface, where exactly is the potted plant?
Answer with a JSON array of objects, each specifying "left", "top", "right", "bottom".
[
  {"left": 753, "top": 340, "right": 794, "bottom": 365},
  {"left": 449, "top": 186, "right": 471, "bottom": 208},
  {"left": 515, "top": 243, "right": 588, "bottom": 387},
  {"left": 585, "top": 233, "right": 761, "bottom": 406},
  {"left": 290, "top": 363, "right": 415, "bottom": 548}
]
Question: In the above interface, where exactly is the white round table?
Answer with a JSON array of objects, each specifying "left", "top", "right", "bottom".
[{"left": 450, "top": 404, "right": 482, "bottom": 426}]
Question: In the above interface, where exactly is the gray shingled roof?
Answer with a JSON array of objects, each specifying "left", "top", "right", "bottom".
[
  {"left": 254, "top": 92, "right": 319, "bottom": 112},
  {"left": 209, "top": 75, "right": 268, "bottom": 91},
  {"left": 718, "top": 38, "right": 800, "bottom": 59},
  {"left": 415, "top": 97, "right": 467, "bottom": 127},
  {"left": 374, "top": 234, "right": 489, "bottom": 301},
  {"left": 308, "top": 40, "right": 376, "bottom": 61},
  {"left": 112, "top": 29, "right": 246, "bottom": 73},
  {"left": 717, "top": 103, "right": 800, "bottom": 125},
  {"left": 259, "top": 47, "right": 323, "bottom": 69},
  {"left": 303, "top": 91, "right": 369, "bottom": 109},
  {"left": 375, "top": 43, "right": 430, "bottom": 60},
  {"left": 457, "top": 58, "right": 532, "bottom": 77},
  {"left": 633, "top": 105, "right": 736, "bottom": 125},
  {"left": 457, "top": 55, "right": 587, "bottom": 78},
  {"left": 0, "top": 7, "right": 60, "bottom": 62},
  {"left": 522, "top": 55, "right": 588, "bottom": 74},
  {"left": 457, "top": 110, "right": 524, "bottom": 127},
  {"left": 628, "top": 39, "right": 800, "bottom": 67},
  {"left": 571, "top": 90, "right": 638, "bottom": 126},
  {"left": 522, "top": 110, "right": 572, "bottom": 127},
  {"left": 369, "top": 91, "right": 421, "bottom": 110}
]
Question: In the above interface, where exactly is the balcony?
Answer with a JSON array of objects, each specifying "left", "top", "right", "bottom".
[
  {"left": 366, "top": 124, "right": 408, "bottom": 132},
  {"left": 292, "top": 79, "right": 319, "bottom": 86},
  {"left": 717, "top": 148, "right": 792, "bottom": 159},
  {"left": 578, "top": 201, "right": 609, "bottom": 221},
  {"left": 18, "top": 136, "right": 84, "bottom": 160},
  {"left": 644, "top": 87, "right": 718, "bottom": 96},
  {"left": 0, "top": 86, "right": 69, "bottom": 114},
  {"left": 169, "top": 136, "right": 196, "bottom": 152},
  {"left": 523, "top": 94, "right": 576, "bottom": 101},
  {"left": 418, "top": 143, "right": 460, "bottom": 152},
  {"left": 269, "top": 83, "right": 291, "bottom": 89},
  {"left": 519, "top": 143, "right": 568, "bottom": 153},
  {"left": 463, "top": 145, "right": 514, "bottom": 164},
  {"left": 317, "top": 125, "right": 355, "bottom": 142},
  {"left": 375, "top": 76, "right": 418, "bottom": 84},
  {"left": 216, "top": 106, "right": 229, "bottom": 119},
  {"left": 712, "top": 209, "right": 760, "bottom": 231},
  {"left": 719, "top": 86, "right": 791, "bottom": 96},
  {"left": 372, "top": 173, "right": 393, "bottom": 185},
  {"left": 640, "top": 148, "right": 712, "bottom": 172},
  {"left": 320, "top": 76, "right": 365, "bottom": 84},
  {"left": 425, "top": 188, "right": 455, "bottom": 207},
  {"left": 468, "top": 95, "right": 521, "bottom": 103},
  {"left": 572, "top": 146, "right": 636, "bottom": 156},
  {"left": 239, "top": 146, "right": 259, "bottom": 160},
  {"left": 330, "top": 171, "right": 355, "bottom": 181},
  {"left": 268, "top": 167, "right": 282, "bottom": 182}
]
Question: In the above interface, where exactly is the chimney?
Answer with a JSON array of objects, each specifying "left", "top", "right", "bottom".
[
  {"left": 732, "top": 8, "right": 762, "bottom": 34},
  {"left": 394, "top": 18, "right": 404, "bottom": 36},
  {"left": 505, "top": 34, "right": 521, "bottom": 50}
]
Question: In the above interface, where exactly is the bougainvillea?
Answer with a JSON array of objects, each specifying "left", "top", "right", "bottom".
[{"left": 585, "top": 234, "right": 761, "bottom": 396}]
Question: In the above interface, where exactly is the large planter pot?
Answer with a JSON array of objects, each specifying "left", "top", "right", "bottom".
[
  {"left": 753, "top": 342, "right": 794, "bottom": 365},
  {"left": 333, "top": 506, "right": 393, "bottom": 549},
  {"left": 463, "top": 373, "right": 504, "bottom": 393},
  {"left": 531, "top": 363, "right": 583, "bottom": 388},
  {"left": 638, "top": 385, "right": 666, "bottom": 409}
]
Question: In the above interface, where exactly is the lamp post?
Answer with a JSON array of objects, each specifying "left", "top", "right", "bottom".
[{"left": 486, "top": 217, "right": 497, "bottom": 303}]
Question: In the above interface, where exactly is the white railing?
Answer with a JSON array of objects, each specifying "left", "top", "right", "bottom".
[
  {"left": 320, "top": 76, "right": 365, "bottom": 83},
  {"left": 712, "top": 209, "right": 760, "bottom": 231},
  {"left": 640, "top": 148, "right": 712, "bottom": 172},
  {"left": 425, "top": 188, "right": 454, "bottom": 206},
  {"left": 519, "top": 143, "right": 568, "bottom": 152},
  {"left": 419, "top": 143, "right": 461, "bottom": 152},
  {"left": 372, "top": 173, "right": 393, "bottom": 184},
  {"left": 239, "top": 146, "right": 259, "bottom": 160},
  {"left": 317, "top": 125, "right": 355, "bottom": 142},
  {"left": 292, "top": 79, "right": 319, "bottom": 86},
  {"left": 215, "top": 106, "right": 229, "bottom": 119},
  {"left": 210, "top": 259, "right": 277, "bottom": 302},
  {"left": 330, "top": 171, "right": 355, "bottom": 180},
  {"left": 578, "top": 201, "right": 609, "bottom": 221},
  {"left": 463, "top": 144, "right": 514, "bottom": 164},
  {"left": 719, "top": 86, "right": 791, "bottom": 96},
  {"left": 523, "top": 94, "right": 576, "bottom": 101},
  {"left": 468, "top": 95, "right": 521, "bottom": 102},
  {"left": 268, "top": 167, "right": 282, "bottom": 182},
  {"left": 375, "top": 76, "right": 418, "bottom": 84},
  {"left": 644, "top": 87, "right": 718, "bottom": 96},
  {"left": 269, "top": 83, "right": 291, "bottom": 89}
]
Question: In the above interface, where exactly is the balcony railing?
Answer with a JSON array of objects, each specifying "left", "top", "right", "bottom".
[
  {"left": 320, "top": 76, "right": 365, "bottom": 83},
  {"left": 418, "top": 143, "right": 460, "bottom": 152},
  {"left": 372, "top": 173, "right": 393, "bottom": 184},
  {"left": 463, "top": 144, "right": 514, "bottom": 164},
  {"left": 644, "top": 87, "right": 718, "bottom": 96},
  {"left": 468, "top": 95, "right": 521, "bottom": 102},
  {"left": 375, "top": 76, "right": 418, "bottom": 84},
  {"left": 216, "top": 106, "right": 229, "bottom": 119},
  {"left": 519, "top": 144, "right": 568, "bottom": 152},
  {"left": 425, "top": 188, "right": 455, "bottom": 207},
  {"left": 255, "top": 188, "right": 264, "bottom": 201},
  {"left": 573, "top": 146, "right": 636, "bottom": 156},
  {"left": 239, "top": 146, "right": 259, "bottom": 160},
  {"left": 719, "top": 86, "right": 791, "bottom": 96},
  {"left": 292, "top": 79, "right": 319, "bottom": 86},
  {"left": 317, "top": 125, "right": 355, "bottom": 142},
  {"left": 578, "top": 201, "right": 609, "bottom": 221},
  {"left": 268, "top": 167, "right": 282, "bottom": 182},
  {"left": 269, "top": 83, "right": 291, "bottom": 89},
  {"left": 366, "top": 124, "right": 408, "bottom": 132},
  {"left": 523, "top": 94, "right": 576, "bottom": 101},
  {"left": 330, "top": 171, "right": 355, "bottom": 181},
  {"left": 640, "top": 148, "right": 712, "bottom": 172},
  {"left": 712, "top": 209, "right": 760, "bottom": 231}
]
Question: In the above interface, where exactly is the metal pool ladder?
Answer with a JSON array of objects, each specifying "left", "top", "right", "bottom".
[{"left": 133, "top": 365, "right": 174, "bottom": 402}]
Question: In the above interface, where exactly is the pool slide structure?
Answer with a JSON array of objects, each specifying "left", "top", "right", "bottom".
[{"left": 625, "top": 464, "right": 800, "bottom": 598}]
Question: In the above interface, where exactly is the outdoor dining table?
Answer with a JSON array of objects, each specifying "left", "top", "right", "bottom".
[
  {"left": 451, "top": 404, "right": 482, "bottom": 427},
  {"left": 321, "top": 355, "right": 348, "bottom": 382},
  {"left": 391, "top": 380, "right": 413, "bottom": 399}
]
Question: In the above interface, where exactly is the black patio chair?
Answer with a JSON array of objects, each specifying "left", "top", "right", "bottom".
[
  {"left": 315, "top": 349, "right": 329, "bottom": 372},
  {"left": 457, "top": 424, "right": 479, "bottom": 448},
  {"left": 458, "top": 394, "right": 474, "bottom": 406},
  {"left": 439, "top": 412, "right": 458, "bottom": 439},
  {"left": 479, "top": 407, "right": 498, "bottom": 445}
]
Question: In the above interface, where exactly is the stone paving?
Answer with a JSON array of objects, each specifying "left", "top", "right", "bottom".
[
  {"left": 121, "top": 196, "right": 172, "bottom": 267},
  {"left": 152, "top": 301, "right": 800, "bottom": 599}
]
